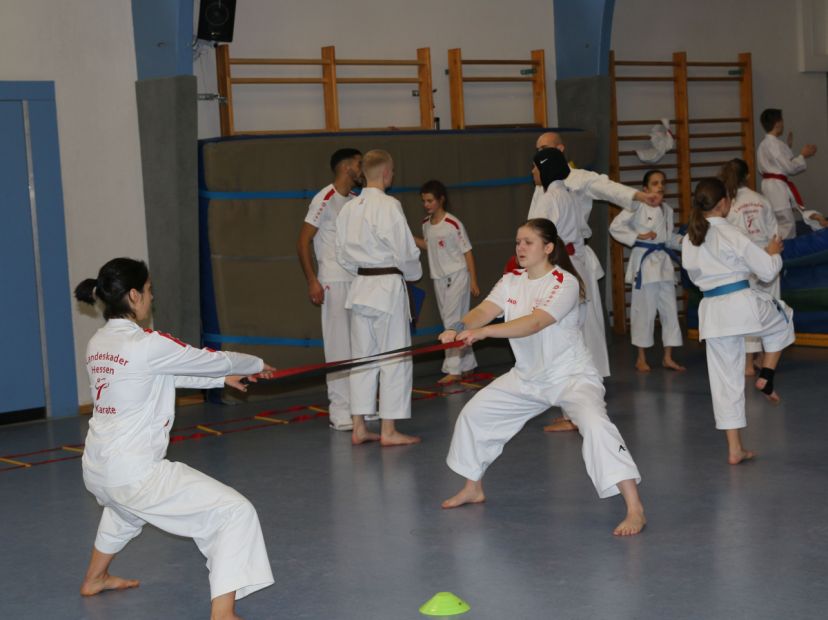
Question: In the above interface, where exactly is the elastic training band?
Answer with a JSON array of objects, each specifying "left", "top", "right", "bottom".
[{"left": 250, "top": 340, "right": 466, "bottom": 382}]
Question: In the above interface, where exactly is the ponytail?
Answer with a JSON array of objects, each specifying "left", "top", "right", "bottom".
[
  {"left": 718, "top": 158, "right": 749, "bottom": 201},
  {"left": 522, "top": 218, "right": 585, "bottom": 300},
  {"left": 687, "top": 178, "right": 726, "bottom": 246},
  {"left": 74, "top": 258, "right": 149, "bottom": 319}
]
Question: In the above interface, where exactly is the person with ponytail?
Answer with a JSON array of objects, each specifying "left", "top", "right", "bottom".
[
  {"left": 438, "top": 219, "right": 646, "bottom": 536},
  {"left": 682, "top": 179, "right": 795, "bottom": 465},
  {"left": 719, "top": 159, "right": 781, "bottom": 375},
  {"left": 75, "top": 258, "right": 274, "bottom": 619},
  {"left": 609, "top": 169, "right": 685, "bottom": 372}
]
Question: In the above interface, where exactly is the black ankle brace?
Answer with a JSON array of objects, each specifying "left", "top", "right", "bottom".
[{"left": 758, "top": 367, "right": 775, "bottom": 395}]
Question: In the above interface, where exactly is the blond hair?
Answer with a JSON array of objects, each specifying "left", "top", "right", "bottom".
[{"left": 362, "top": 149, "right": 393, "bottom": 182}]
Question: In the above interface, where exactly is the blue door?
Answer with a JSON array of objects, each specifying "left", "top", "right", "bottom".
[{"left": 0, "top": 83, "right": 77, "bottom": 422}]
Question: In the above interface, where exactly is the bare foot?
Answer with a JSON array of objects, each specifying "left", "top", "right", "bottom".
[
  {"left": 543, "top": 418, "right": 578, "bottom": 433},
  {"left": 613, "top": 509, "right": 647, "bottom": 536},
  {"left": 754, "top": 378, "right": 781, "bottom": 404},
  {"left": 744, "top": 366, "right": 755, "bottom": 377},
  {"left": 351, "top": 428, "right": 381, "bottom": 445},
  {"left": 438, "top": 374, "right": 462, "bottom": 384},
  {"left": 662, "top": 358, "right": 686, "bottom": 372},
  {"left": 380, "top": 430, "right": 422, "bottom": 447},
  {"left": 80, "top": 574, "right": 140, "bottom": 596},
  {"left": 728, "top": 449, "right": 756, "bottom": 465},
  {"left": 442, "top": 481, "right": 486, "bottom": 509},
  {"left": 635, "top": 360, "right": 651, "bottom": 373}
]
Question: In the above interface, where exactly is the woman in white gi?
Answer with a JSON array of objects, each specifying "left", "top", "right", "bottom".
[
  {"left": 415, "top": 179, "right": 479, "bottom": 383},
  {"left": 439, "top": 219, "right": 646, "bottom": 536},
  {"left": 719, "top": 159, "right": 781, "bottom": 375},
  {"left": 75, "top": 258, "right": 274, "bottom": 620},
  {"left": 609, "top": 170, "right": 684, "bottom": 372},
  {"left": 682, "top": 179, "right": 795, "bottom": 465}
]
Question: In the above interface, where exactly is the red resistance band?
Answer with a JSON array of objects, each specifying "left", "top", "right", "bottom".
[
  {"left": 762, "top": 173, "right": 804, "bottom": 207},
  {"left": 247, "top": 340, "right": 466, "bottom": 382}
]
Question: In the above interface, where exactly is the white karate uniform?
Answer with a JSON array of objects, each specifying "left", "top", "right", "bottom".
[
  {"left": 682, "top": 218, "right": 795, "bottom": 429},
  {"left": 529, "top": 181, "right": 610, "bottom": 377},
  {"left": 609, "top": 201, "right": 682, "bottom": 349},
  {"left": 422, "top": 212, "right": 477, "bottom": 375},
  {"left": 446, "top": 268, "right": 641, "bottom": 498},
  {"left": 305, "top": 184, "right": 357, "bottom": 428},
  {"left": 336, "top": 187, "right": 422, "bottom": 419},
  {"left": 757, "top": 133, "right": 809, "bottom": 240},
  {"left": 82, "top": 320, "right": 274, "bottom": 601},
  {"left": 726, "top": 186, "right": 781, "bottom": 354}
]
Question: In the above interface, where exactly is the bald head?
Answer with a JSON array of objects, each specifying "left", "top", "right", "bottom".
[{"left": 536, "top": 132, "right": 565, "bottom": 153}]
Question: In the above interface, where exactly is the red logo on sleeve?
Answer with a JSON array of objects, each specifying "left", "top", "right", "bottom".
[
  {"left": 552, "top": 270, "right": 564, "bottom": 283},
  {"left": 506, "top": 297, "right": 518, "bottom": 305}
]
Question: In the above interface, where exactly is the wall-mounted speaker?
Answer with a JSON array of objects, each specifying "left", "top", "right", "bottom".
[{"left": 197, "top": 0, "right": 237, "bottom": 43}]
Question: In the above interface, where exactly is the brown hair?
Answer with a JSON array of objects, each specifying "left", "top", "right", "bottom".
[
  {"left": 760, "top": 108, "right": 782, "bottom": 133},
  {"left": 642, "top": 169, "right": 665, "bottom": 188},
  {"left": 718, "top": 158, "right": 749, "bottom": 201},
  {"left": 687, "top": 178, "right": 727, "bottom": 246},
  {"left": 420, "top": 179, "right": 449, "bottom": 211},
  {"left": 521, "top": 218, "right": 585, "bottom": 300}
]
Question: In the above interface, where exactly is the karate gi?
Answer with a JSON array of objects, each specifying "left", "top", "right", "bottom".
[
  {"left": 422, "top": 212, "right": 477, "bottom": 375},
  {"left": 609, "top": 201, "right": 682, "bottom": 349},
  {"left": 528, "top": 168, "right": 641, "bottom": 376},
  {"left": 446, "top": 268, "right": 641, "bottom": 498},
  {"left": 726, "top": 186, "right": 781, "bottom": 354},
  {"left": 529, "top": 181, "right": 610, "bottom": 377},
  {"left": 336, "top": 187, "right": 422, "bottom": 419},
  {"left": 682, "top": 218, "right": 794, "bottom": 429},
  {"left": 82, "top": 320, "right": 274, "bottom": 601},
  {"left": 757, "top": 134, "right": 822, "bottom": 239},
  {"left": 305, "top": 184, "right": 357, "bottom": 429}
]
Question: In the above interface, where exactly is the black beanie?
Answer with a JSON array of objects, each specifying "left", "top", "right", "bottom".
[{"left": 533, "top": 147, "right": 570, "bottom": 190}]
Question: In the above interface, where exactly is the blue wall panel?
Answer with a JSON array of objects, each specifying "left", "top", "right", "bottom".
[
  {"left": 0, "top": 101, "right": 46, "bottom": 415},
  {"left": 0, "top": 82, "right": 77, "bottom": 418}
]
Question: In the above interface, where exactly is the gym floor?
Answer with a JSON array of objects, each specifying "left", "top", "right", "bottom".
[{"left": 1, "top": 336, "right": 827, "bottom": 619}]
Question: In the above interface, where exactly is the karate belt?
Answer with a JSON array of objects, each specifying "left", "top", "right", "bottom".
[
  {"left": 355, "top": 266, "right": 424, "bottom": 325},
  {"left": 633, "top": 241, "right": 681, "bottom": 289},
  {"left": 702, "top": 279, "right": 789, "bottom": 323},
  {"left": 244, "top": 340, "right": 466, "bottom": 383},
  {"left": 762, "top": 172, "right": 805, "bottom": 207},
  {"left": 702, "top": 280, "right": 750, "bottom": 297}
]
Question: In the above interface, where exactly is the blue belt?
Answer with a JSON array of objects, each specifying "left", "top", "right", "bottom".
[
  {"left": 702, "top": 280, "right": 750, "bottom": 297},
  {"left": 702, "top": 280, "right": 790, "bottom": 323},
  {"left": 633, "top": 241, "right": 682, "bottom": 289}
]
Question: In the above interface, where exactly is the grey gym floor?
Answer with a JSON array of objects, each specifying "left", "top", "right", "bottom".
[{"left": 2, "top": 336, "right": 828, "bottom": 620}]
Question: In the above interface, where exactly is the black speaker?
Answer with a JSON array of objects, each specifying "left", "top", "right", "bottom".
[{"left": 197, "top": 0, "right": 237, "bottom": 42}]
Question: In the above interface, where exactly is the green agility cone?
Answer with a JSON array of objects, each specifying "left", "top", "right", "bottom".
[{"left": 419, "top": 591, "right": 471, "bottom": 616}]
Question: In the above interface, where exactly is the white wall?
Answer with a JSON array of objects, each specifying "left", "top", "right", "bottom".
[
  {"left": 195, "top": 0, "right": 558, "bottom": 137},
  {"left": 0, "top": 0, "right": 149, "bottom": 407},
  {"left": 611, "top": 0, "right": 828, "bottom": 206}
]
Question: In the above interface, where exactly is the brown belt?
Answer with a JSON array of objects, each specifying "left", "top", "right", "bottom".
[{"left": 357, "top": 267, "right": 403, "bottom": 276}]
